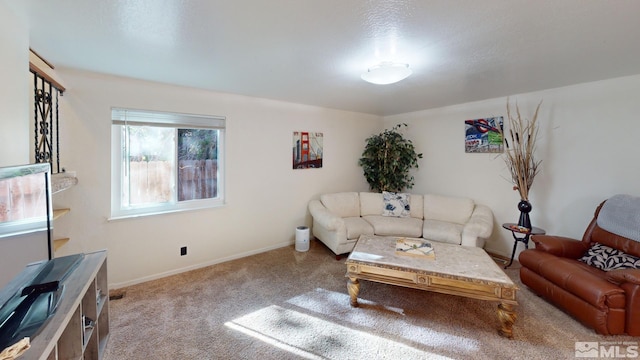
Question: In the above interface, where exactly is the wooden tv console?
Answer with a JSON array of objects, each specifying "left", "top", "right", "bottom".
[{"left": 0, "top": 250, "right": 109, "bottom": 360}]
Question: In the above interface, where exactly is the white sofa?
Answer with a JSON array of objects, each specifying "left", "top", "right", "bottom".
[{"left": 308, "top": 192, "right": 494, "bottom": 257}]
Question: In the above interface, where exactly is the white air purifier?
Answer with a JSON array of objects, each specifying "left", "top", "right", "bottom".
[{"left": 295, "top": 226, "right": 310, "bottom": 252}]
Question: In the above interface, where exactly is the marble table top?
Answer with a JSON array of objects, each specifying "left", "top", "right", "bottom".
[{"left": 347, "top": 235, "right": 515, "bottom": 286}]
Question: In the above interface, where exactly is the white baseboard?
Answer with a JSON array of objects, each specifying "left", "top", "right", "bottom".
[{"left": 109, "top": 241, "right": 293, "bottom": 290}]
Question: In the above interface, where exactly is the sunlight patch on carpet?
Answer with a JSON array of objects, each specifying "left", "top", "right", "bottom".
[
  {"left": 226, "top": 305, "right": 454, "bottom": 360},
  {"left": 286, "top": 288, "right": 480, "bottom": 352},
  {"left": 225, "top": 321, "right": 325, "bottom": 360}
]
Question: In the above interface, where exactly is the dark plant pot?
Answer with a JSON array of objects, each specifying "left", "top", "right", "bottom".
[{"left": 517, "top": 200, "right": 532, "bottom": 229}]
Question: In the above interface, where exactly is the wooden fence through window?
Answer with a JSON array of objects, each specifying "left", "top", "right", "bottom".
[
  {"left": 178, "top": 160, "right": 218, "bottom": 201},
  {"left": 128, "top": 160, "right": 217, "bottom": 204}
]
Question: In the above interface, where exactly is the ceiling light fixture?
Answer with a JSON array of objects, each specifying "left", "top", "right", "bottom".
[{"left": 361, "top": 61, "right": 412, "bottom": 85}]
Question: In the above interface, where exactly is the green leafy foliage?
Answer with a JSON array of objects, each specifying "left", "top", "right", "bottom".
[{"left": 358, "top": 124, "right": 423, "bottom": 192}]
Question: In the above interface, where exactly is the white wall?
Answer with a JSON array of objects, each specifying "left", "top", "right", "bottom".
[
  {"left": 5, "top": 0, "right": 639, "bottom": 287},
  {"left": 0, "top": 2, "right": 29, "bottom": 166},
  {"left": 385, "top": 74, "right": 640, "bottom": 259},
  {"left": 52, "top": 69, "right": 380, "bottom": 288},
  {"left": 0, "top": 3, "right": 49, "bottom": 288}
]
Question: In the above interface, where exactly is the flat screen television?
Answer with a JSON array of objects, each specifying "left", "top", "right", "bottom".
[{"left": 0, "top": 163, "right": 53, "bottom": 289}]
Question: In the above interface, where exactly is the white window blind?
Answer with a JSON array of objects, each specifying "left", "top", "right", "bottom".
[{"left": 111, "top": 108, "right": 225, "bottom": 129}]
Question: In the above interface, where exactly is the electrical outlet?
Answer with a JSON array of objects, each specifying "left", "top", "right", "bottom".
[{"left": 180, "top": 246, "right": 187, "bottom": 256}]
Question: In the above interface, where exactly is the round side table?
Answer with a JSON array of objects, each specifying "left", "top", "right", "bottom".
[{"left": 502, "top": 223, "right": 545, "bottom": 269}]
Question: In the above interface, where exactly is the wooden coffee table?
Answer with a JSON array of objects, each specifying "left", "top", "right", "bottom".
[{"left": 345, "top": 235, "right": 518, "bottom": 338}]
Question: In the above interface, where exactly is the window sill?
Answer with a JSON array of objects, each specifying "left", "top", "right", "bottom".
[{"left": 108, "top": 202, "right": 225, "bottom": 221}]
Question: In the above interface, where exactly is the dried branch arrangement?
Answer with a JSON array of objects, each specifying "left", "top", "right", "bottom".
[{"left": 498, "top": 99, "right": 542, "bottom": 201}]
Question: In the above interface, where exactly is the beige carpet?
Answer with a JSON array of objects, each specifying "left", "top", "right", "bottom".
[{"left": 103, "top": 240, "right": 638, "bottom": 360}]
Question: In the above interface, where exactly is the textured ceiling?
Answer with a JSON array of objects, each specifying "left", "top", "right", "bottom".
[{"left": 8, "top": 0, "right": 640, "bottom": 116}]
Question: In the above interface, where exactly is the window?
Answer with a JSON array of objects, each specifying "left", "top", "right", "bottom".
[{"left": 111, "top": 108, "right": 225, "bottom": 219}]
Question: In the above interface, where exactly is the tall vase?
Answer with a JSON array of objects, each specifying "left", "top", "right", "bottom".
[{"left": 517, "top": 200, "right": 532, "bottom": 229}]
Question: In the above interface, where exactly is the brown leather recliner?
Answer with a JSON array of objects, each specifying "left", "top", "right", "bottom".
[{"left": 519, "top": 197, "right": 640, "bottom": 336}]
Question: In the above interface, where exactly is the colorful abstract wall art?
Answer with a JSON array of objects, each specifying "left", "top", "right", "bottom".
[{"left": 465, "top": 117, "right": 504, "bottom": 153}]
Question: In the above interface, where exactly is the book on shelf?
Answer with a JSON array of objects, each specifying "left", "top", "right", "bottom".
[{"left": 395, "top": 238, "right": 435, "bottom": 259}]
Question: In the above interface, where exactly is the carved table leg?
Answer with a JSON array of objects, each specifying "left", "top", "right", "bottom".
[
  {"left": 347, "top": 276, "right": 360, "bottom": 307},
  {"left": 497, "top": 302, "right": 516, "bottom": 338}
]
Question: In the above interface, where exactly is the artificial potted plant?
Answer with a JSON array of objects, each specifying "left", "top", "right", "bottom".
[{"left": 358, "top": 123, "right": 423, "bottom": 192}]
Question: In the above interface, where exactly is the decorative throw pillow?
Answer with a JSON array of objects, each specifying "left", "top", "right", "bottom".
[
  {"left": 382, "top": 191, "right": 410, "bottom": 217},
  {"left": 578, "top": 243, "right": 640, "bottom": 271}
]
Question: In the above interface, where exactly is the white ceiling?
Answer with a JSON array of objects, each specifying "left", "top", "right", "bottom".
[{"left": 8, "top": 0, "right": 640, "bottom": 116}]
